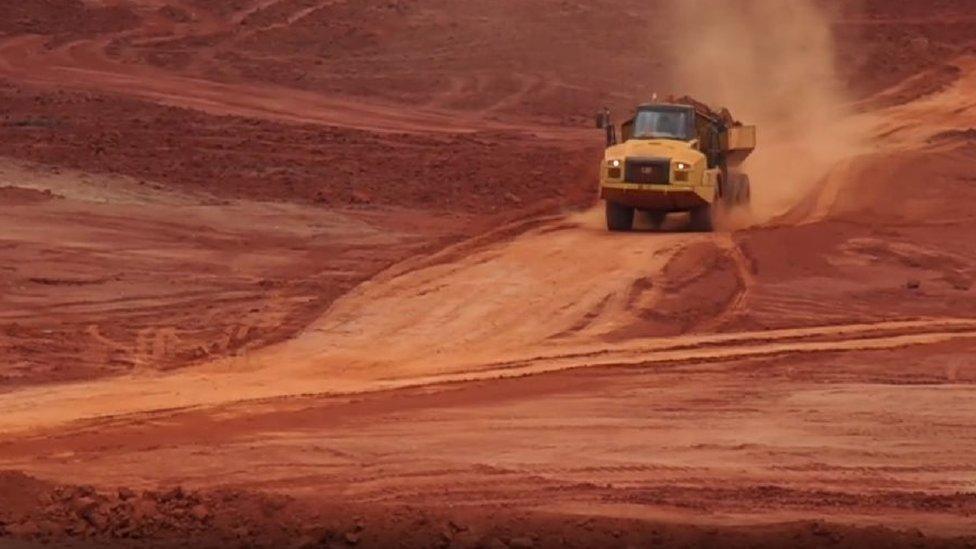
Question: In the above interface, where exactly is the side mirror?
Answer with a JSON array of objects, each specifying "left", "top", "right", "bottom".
[{"left": 597, "top": 108, "right": 617, "bottom": 146}]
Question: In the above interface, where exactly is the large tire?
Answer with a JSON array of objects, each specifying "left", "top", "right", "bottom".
[
  {"left": 689, "top": 204, "right": 714, "bottom": 232},
  {"left": 738, "top": 173, "right": 752, "bottom": 207},
  {"left": 606, "top": 201, "right": 635, "bottom": 231},
  {"left": 729, "top": 172, "right": 752, "bottom": 207}
]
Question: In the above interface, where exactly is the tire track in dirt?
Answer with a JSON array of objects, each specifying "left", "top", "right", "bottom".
[
  {"left": 702, "top": 234, "right": 755, "bottom": 330},
  {"left": 234, "top": 0, "right": 344, "bottom": 38},
  {"left": 5, "top": 53, "right": 976, "bottom": 434},
  {"left": 442, "top": 321, "right": 976, "bottom": 382},
  {"left": 0, "top": 29, "right": 585, "bottom": 138},
  {"left": 0, "top": 204, "right": 974, "bottom": 435}
]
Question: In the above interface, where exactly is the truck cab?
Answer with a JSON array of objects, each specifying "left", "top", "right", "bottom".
[{"left": 596, "top": 101, "right": 755, "bottom": 231}]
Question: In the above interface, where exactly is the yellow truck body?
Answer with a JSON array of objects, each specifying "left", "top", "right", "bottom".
[{"left": 596, "top": 101, "right": 756, "bottom": 231}]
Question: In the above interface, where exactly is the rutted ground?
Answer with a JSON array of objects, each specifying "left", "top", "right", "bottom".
[
  {"left": 4, "top": 55, "right": 975, "bottom": 434},
  {"left": 0, "top": 159, "right": 473, "bottom": 387}
]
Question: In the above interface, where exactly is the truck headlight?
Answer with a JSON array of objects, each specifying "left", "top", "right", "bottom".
[
  {"left": 675, "top": 162, "right": 691, "bottom": 171},
  {"left": 608, "top": 159, "right": 622, "bottom": 168}
]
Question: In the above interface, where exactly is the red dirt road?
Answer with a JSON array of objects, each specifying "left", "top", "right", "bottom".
[{"left": 1, "top": 1, "right": 976, "bottom": 547}]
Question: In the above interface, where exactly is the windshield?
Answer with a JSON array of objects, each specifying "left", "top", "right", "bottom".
[{"left": 632, "top": 108, "right": 694, "bottom": 140}]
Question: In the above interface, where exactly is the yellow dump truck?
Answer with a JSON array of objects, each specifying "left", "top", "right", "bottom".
[{"left": 595, "top": 98, "right": 756, "bottom": 231}]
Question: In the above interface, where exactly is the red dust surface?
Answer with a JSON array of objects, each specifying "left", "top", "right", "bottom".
[
  {"left": 0, "top": 185, "right": 59, "bottom": 205},
  {"left": 1, "top": 0, "right": 976, "bottom": 547}
]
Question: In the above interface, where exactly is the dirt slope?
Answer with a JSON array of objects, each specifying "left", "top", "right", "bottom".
[{"left": 5, "top": 51, "right": 976, "bottom": 431}]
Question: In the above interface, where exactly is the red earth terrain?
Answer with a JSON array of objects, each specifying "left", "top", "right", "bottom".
[{"left": 1, "top": 0, "right": 976, "bottom": 547}]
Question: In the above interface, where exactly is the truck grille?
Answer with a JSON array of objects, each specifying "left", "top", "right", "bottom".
[{"left": 624, "top": 157, "right": 670, "bottom": 185}]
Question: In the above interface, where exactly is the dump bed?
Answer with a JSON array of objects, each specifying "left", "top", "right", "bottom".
[
  {"left": 666, "top": 95, "right": 756, "bottom": 164},
  {"left": 723, "top": 124, "right": 756, "bottom": 164}
]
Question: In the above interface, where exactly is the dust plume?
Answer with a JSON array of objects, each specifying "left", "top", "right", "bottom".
[{"left": 667, "top": 0, "right": 867, "bottom": 220}]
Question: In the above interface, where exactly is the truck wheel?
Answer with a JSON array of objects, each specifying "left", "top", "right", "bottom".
[
  {"left": 606, "top": 201, "right": 635, "bottom": 231},
  {"left": 729, "top": 172, "right": 752, "bottom": 207},
  {"left": 689, "top": 205, "right": 714, "bottom": 232},
  {"left": 739, "top": 174, "right": 752, "bottom": 207}
]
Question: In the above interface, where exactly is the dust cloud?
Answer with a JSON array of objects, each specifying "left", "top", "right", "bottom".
[{"left": 667, "top": 0, "right": 867, "bottom": 220}]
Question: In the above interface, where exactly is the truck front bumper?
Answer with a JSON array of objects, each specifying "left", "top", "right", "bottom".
[{"left": 600, "top": 182, "right": 712, "bottom": 211}]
